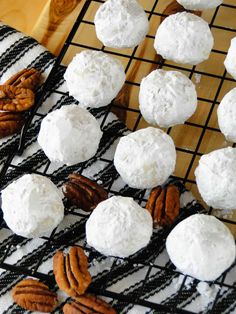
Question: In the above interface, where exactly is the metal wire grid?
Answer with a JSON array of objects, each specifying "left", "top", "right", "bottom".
[{"left": 0, "top": 0, "right": 235, "bottom": 313}]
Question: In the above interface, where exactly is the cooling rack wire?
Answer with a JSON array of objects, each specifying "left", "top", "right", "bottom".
[{"left": 0, "top": 0, "right": 236, "bottom": 313}]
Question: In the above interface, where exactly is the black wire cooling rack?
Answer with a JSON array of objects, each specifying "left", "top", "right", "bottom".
[{"left": 0, "top": 0, "right": 236, "bottom": 313}]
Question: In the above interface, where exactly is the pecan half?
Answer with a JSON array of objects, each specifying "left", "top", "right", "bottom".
[
  {"left": 146, "top": 185, "right": 180, "bottom": 227},
  {"left": 63, "top": 294, "right": 116, "bottom": 314},
  {"left": 0, "top": 112, "right": 25, "bottom": 138},
  {"left": 63, "top": 173, "right": 108, "bottom": 212},
  {"left": 12, "top": 278, "right": 57, "bottom": 313},
  {"left": 0, "top": 85, "right": 35, "bottom": 112},
  {"left": 53, "top": 246, "right": 91, "bottom": 297},
  {"left": 4, "top": 68, "right": 41, "bottom": 91},
  {"left": 161, "top": 0, "right": 201, "bottom": 22}
]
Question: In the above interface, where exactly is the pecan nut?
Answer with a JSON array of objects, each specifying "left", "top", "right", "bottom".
[
  {"left": 4, "top": 68, "right": 41, "bottom": 91},
  {"left": 53, "top": 246, "right": 91, "bottom": 297},
  {"left": 63, "top": 173, "right": 108, "bottom": 212},
  {"left": 12, "top": 278, "right": 57, "bottom": 313},
  {"left": 0, "top": 112, "right": 25, "bottom": 138},
  {"left": 146, "top": 185, "right": 180, "bottom": 227},
  {"left": 161, "top": 0, "right": 201, "bottom": 22},
  {"left": 63, "top": 294, "right": 116, "bottom": 314},
  {"left": 0, "top": 85, "right": 35, "bottom": 112}
]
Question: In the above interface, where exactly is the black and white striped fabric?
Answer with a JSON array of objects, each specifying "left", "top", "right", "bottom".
[{"left": 0, "top": 23, "right": 235, "bottom": 314}]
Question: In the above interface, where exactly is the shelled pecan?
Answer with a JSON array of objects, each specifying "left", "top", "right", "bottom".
[
  {"left": 0, "top": 85, "right": 35, "bottom": 111},
  {"left": 63, "top": 173, "right": 108, "bottom": 212},
  {"left": 12, "top": 278, "right": 57, "bottom": 313},
  {"left": 146, "top": 185, "right": 180, "bottom": 227},
  {"left": 161, "top": 0, "right": 201, "bottom": 22},
  {"left": 0, "top": 112, "right": 26, "bottom": 138},
  {"left": 4, "top": 68, "right": 41, "bottom": 91},
  {"left": 53, "top": 246, "right": 91, "bottom": 297},
  {"left": 63, "top": 294, "right": 116, "bottom": 314}
]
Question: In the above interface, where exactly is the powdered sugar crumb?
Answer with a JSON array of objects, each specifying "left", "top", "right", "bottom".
[
  {"left": 185, "top": 277, "right": 194, "bottom": 290},
  {"left": 84, "top": 250, "right": 90, "bottom": 257},
  {"left": 180, "top": 191, "right": 195, "bottom": 208},
  {"left": 194, "top": 74, "right": 202, "bottom": 84},
  {"left": 173, "top": 275, "right": 194, "bottom": 290},
  {"left": 212, "top": 208, "right": 234, "bottom": 220},
  {"left": 196, "top": 282, "right": 220, "bottom": 300}
]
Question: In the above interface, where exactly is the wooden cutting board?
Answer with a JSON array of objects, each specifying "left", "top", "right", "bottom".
[
  {"left": 1, "top": 0, "right": 236, "bottom": 235},
  {"left": 0, "top": 0, "right": 86, "bottom": 55}
]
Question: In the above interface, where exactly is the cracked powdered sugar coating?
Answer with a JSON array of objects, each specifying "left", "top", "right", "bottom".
[
  {"left": 114, "top": 127, "right": 176, "bottom": 189},
  {"left": 86, "top": 196, "right": 153, "bottom": 257},
  {"left": 166, "top": 214, "right": 236, "bottom": 281},
  {"left": 1, "top": 174, "right": 64, "bottom": 238},
  {"left": 195, "top": 147, "right": 236, "bottom": 210},
  {"left": 177, "top": 0, "right": 223, "bottom": 10},
  {"left": 38, "top": 105, "right": 102, "bottom": 166},
  {"left": 64, "top": 50, "right": 125, "bottom": 108},
  {"left": 139, "top": 69, "right": 198, "bottom": 128},
  {"left": 217, "top": 87, "right": 236, "bottom": 143},
  {"left": 224, "top": 37, "right": 236, "bottom": 80},
  {"left": 94, "top": 0, "right": 149, "bottom": 49},
  {"left": 154, "top": 12, "right": 214, "bottom": 65}
]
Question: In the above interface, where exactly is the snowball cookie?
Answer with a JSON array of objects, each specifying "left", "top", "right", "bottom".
[
  {"left": 154, "top": 12, "right": 214, "bottom": 65},
  {"left": 166, "top": 214, "right": 236, "bottom": 281},
  {"left": 94, "top": 0, "right": 149, "bottom": 49},
  {"left": 38, "top": 105, "right": 102, "bottom": 166},
  {"left": 176, "top": 0, "right": 223, "bottom": 10},
  {"left": 1, "top": 174, "right": 64, "bottom": 238},
  {"left": 195, "top": 147, "right": 236, "bottom": 210},
  {"left": 139, "top": 70, "right": 197, "bottom": 128},
  {"left": 217, "top": 88, "right": 236, "bottom": 142},
  {"left": 64, "top": 50, "right": 125, "bottom": 108},
  {"left": 114, "top": 127, "right": 176, "bottom": 189},
  {"left": 86, "top": 196, "right": 152, "bottom": 257},
  {"left": 224, "top": 37, "right": 236, "bottom": 80}
]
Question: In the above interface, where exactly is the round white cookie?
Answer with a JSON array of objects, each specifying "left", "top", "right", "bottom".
[
  {"left": 64, "top": 50, "right": 125, "bottom": 108},
  {"left": 94, "top": 0, "right": 149, "bottom": 49},
  {"left": 177, "top": 0, "right": 223, "bottom": 10},
  {"left": 1, "top": 174, "right": 64, "bottom": 238},
  {"left": 154, "top": 12, "right": 214, "bottom": 65},
  {"left": 217, "top": 88, "right": 236, "bottom": 142},
  {"left": 114, "top": 127, "right": 176, "bottom": 189},
  {"left": 86, "top": 196, "right": 153, "bottom": 257},
  {"left": 195, "top": 147, "right": 236, "bottom": 210},
  {"left": 224, "top": 37, "right": 236, "bottom": 80},
  {"left": 139, "top": 69, "right": 197, "bottom": 128},
  {"left": 38, "top": 105, "right": 102, "bottom": 166},
  {"left": 166, "top": 214, "right": 235, "bottom": 281}
]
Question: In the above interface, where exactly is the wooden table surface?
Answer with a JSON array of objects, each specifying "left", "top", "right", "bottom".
[{"left": 0, "top": 0, "right": 86, "bottom": 56}]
